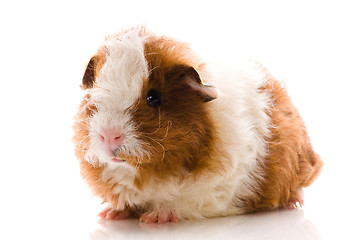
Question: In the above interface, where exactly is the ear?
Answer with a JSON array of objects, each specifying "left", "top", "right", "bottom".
[
  {"left": 82, "top": 56, "right": 97, "bottom": 89},
  {"left": 171, "top": 65, "right": 218, "bottom": 102}
]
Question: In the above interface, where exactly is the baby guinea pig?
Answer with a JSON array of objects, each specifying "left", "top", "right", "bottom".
[{"left": 73, "top": 26, "right": 323, "bottom": 223}]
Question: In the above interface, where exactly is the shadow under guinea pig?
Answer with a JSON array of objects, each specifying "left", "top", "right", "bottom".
[{"left": 90, "top": 209, "right": 321, "bottom": 240}]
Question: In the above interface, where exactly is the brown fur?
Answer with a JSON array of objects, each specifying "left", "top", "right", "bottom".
[
  {"left": 242, "top": 66, "right": 323, "bottom": 211},
  {"left": 129, "top": 35, "right": 222, "bottom": 189},
  {"left": 81, "top": 46, "right": 107, "bottom": 89}
]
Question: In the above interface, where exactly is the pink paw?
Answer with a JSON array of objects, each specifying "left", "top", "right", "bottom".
[
  {"left": 98, "top": 208, "right": 130, "bottom": 220},
  {"left": 287, "top": 198, "right": 304, "bottom": 209},
  {"left": 140, "top": 210, "right": 179, "bottom": 224},
  {"left": 287, "top": 189, "right": 304, "bottom": 209}
]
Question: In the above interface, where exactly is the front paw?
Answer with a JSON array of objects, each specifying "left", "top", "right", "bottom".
[
  {"left": 140, "top": 209, "right": 179, "bottom": 223},
  {"left": 98, "top": 208, "right": 131, "bottom": 220}
]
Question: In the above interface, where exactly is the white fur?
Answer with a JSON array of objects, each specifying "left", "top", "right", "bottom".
[
  {"left": 86, "top": 30, "right": 149, "bottom": 167},
  {"left": 86, "top": 29, "right": 271, "bottom": 220},
  {"left": 205, "top": 62, "right": 271, "bottom": 212}
]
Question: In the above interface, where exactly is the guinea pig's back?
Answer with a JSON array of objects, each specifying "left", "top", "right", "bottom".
[{"left": 242, "top": 65, "right": 323, "bottom": 212}]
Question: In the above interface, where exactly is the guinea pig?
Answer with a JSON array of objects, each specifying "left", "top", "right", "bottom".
[{"left": 73, "top": 26, "right": 323, "bottom": 223}]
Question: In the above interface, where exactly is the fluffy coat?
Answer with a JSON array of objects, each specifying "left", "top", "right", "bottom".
[{"left": 73, "top": 27, "right": 322, "bottom": 223}]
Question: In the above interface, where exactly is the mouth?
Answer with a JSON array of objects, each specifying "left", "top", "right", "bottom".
[
  {"left": 111, "top": 157, "right": 126, "bottom": 163},
  {"left": 111, "top": 147, "right": 127, "bottom": 163}
]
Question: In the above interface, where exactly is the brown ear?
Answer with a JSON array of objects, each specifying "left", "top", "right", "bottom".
[
  {"left": 82, "top": 56, "right": 97, "bottom": 89},
  {"left": 170, "top": 65, "right": 218, "bottom": 102}
]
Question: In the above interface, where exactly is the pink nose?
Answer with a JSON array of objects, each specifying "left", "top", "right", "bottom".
[{"left": 99, "top": 129, "right": 124, "bottom": 149}]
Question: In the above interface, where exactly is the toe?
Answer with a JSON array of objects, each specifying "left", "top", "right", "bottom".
[
  {"left": 158, "top": 211, "right": 170, "bottom": 224},
  {"left": 98, "top": 208, "right": 111, "bottom": 219},
  {"left": 106, "top": 209, "right": 120, "bottom": 220},
  {"left": 140, "top": 210, "right": 180, "bottom": 224},
  {"left": 98, "top": 208, "right": 130, "bottom": 220}
]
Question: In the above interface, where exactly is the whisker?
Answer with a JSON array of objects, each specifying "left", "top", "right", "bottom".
[
  {"left": 142, "top": 107, "right": 162, "bottom": 136},
  {"left": 148, "top": 65, "right": 160, "bottom": 74},
  {"left": 143, "top": 135, "right": 165, "bottom": 162},
  {"left": 144, "top": 52, "right": 159, "bottom": 58},
  {"left": 78, "top": 135, "right": 90, "bottom": 149},
  {"left": 158, "top": 121, "right": 172, "bottom": 141},
  {"left": 72, "top": 128, "right": 89, "bottom": 133},
  {"left": 73, "top": 120, "right": 89, "bottom": 127},
  {"left": 136, "top": 156, "right": 142, "bottom": 171}
]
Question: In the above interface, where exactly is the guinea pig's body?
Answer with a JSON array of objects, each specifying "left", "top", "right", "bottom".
[{"left": 73, "top": 27, "right": 322, "bottom": 223}]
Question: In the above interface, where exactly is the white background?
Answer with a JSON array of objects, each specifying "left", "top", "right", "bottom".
[{"left": 1, "top": 1, "right": 360, "bottom": 239}]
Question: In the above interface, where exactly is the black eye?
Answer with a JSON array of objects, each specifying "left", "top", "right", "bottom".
[{"left": 146, "top": 88, "right": 161, "bottom": 108}]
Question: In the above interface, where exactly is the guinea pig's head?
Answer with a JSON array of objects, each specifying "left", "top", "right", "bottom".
[{"left": 74, "top": 28, "right": 218, "bottom": 187}]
